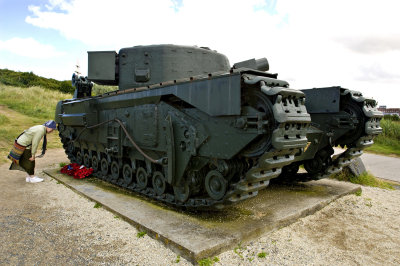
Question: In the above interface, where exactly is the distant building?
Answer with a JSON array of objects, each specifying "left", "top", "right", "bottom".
[{"left": 378, "top": 106, "right": 400, "bottom": 116}]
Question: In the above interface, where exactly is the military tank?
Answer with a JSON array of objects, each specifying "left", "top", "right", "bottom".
[
  {"left": 275, "top": 86, "right": 383, "bottom": 182},
  {"left": 55, "top": 44, "right": 311, "bottom": 209}
]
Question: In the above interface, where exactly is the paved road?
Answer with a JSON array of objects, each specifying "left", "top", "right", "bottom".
[{"left": 361, "top": 153, "right": 400, "bottom": 183}]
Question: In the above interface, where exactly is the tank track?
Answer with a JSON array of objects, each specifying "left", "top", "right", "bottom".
[
  {"left": 59, "top": 74, "right": 311, "bottom": 209},
  {"left": 280, "top": 89, "right": 383, "bottom": 183}
]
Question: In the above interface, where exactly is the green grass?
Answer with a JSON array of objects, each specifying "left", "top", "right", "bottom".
[
  {"left": 136, "top": 231, "right": 147, "bottom": 238},
  {"left": 0, "top": 113, "right": 9, "bottom": 125},
  {"left": 0, "top": 83, "right": 71, "bottom": 119},
  {"left": 332, "top": 168, "right": 394, "bottom": 190},
  {"left": 92, "top": 84, "right": 118, "bottom": 96},
  {"left": 197, "top": 257, "right": 219, "bottom": 266},
  {"left": 0, "top": 68, "right": 74, "bottom": 93},
  {"left": 0, "top": 83, "right": 72, "bottom": 164},
  {"left": 257, "top": 252, "right": 267, "bottom": 258},
  {"left": 93, "top": 202, "right": 102, "bottom": 208},
  {"left": 366, "top": 119, "right": 400, "bottom": 157}
]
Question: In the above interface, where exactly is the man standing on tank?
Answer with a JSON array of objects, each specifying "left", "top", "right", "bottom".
[{"left": 8, "top": 120, "right": 57, "bottom": 183}]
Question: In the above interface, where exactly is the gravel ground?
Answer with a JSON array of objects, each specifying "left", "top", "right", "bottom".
[{"left": 1, "top": 148, "right": 399, "bottom": 265}]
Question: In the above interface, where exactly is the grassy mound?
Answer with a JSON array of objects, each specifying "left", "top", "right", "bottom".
[
  {"left": 0, "top": 84, "right": 70, "bottom": 119},
  {"left": 0, "top": 69, "right": 74, "bottom": 93}
]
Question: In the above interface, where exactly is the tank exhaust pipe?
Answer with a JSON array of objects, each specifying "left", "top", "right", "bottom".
[{"left": 233, "top": 58, "right": 269, "bottom": 72}]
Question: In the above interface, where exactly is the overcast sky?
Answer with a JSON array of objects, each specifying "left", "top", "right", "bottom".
[{"left": 0, "top": 0, "right": 399, "bottom": 107}]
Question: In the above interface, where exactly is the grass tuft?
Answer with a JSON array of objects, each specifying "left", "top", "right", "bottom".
[
  {"left": 332, "top": 168, "right": 394, "bottom": 190},
  {"left": 93, "top": 202, "right": 102, "bottom": 208},
  {"left": 136, "top": 231, "right": 146, "bottom": 238},
  {"left": 0, "top": 113, "right": 10, "bottom": 125},
  {"left": 197, "top": 257, "right": 219, "bottom": 266},
  {"left": 257, "top": 252, "right": 267, "bottom": 258}
]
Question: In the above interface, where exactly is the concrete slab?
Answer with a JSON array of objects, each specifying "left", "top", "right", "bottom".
[
  {"left": 361, "top": 153, "right": 400, "bottom": 183},
  {"left": 44, "top": 168, "right": 360, "bottom": 263}
]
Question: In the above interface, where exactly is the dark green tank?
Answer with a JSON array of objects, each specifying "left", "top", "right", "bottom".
[{"left": 55, "top": 44, "right": 381, "bottom": 209}]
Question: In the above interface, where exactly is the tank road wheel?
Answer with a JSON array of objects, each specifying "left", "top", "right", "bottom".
[
  {"left": 76, "top": 151, "right": 83, "bottom": 165},
  {"left": 83, "top": 153, "right": 91, "bottom": 167},
  {"left": 122, "top": 164, "right": 133, "bottom": 186},
  {"left": 173, "top": 183, "right": 190, "bottom": 203},
  {"left": 100, "top": 158, "right": 109, "bottom": 176},
  {"left": 91, "top": 156, "right": 99, "bottom": 172},
  {"left": 152, "top": 171, "right": 166, "bottom": 196},
  {"left": 205, "top": 170, "right": 227, "bottom": 200},
  {"left": 282, "top": 163, "right": 300, "bottom": 177},
  {"left": 136, "top": 167, "right": 148, "bottom": 189},
  {"left": 242, "top": 89, "right": 275, "bottom": 157},
  {"left": 304, "top": 149, "right": 331, "bottom": 175},
  {"left": 304, "top": 157, "right": 324, "bottom": 175},
  {"left": 110, "top": 161, "right": 120, "bottom": 182},
  {"left": 63, "top": 139, "right": 75, "bottom": 162}
]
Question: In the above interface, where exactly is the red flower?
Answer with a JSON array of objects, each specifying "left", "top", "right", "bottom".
[{"left": 60, "top": 163, "right": 93, "bottom": 179}]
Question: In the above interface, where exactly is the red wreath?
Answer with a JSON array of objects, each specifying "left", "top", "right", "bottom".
[{"left": 61, "top": 163, "right": 93, "bottom": 179}]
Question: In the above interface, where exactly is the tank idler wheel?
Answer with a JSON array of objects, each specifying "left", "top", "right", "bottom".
[
  {"left": 205, "top": 170, "right": 227, "bottom": 200},
  {"left": 122, "top": 164, "right": 133, "bottom": 185},
  {"left": 100, "top": 158, "right": 109, "bottom": 177},
  {"left": 241, "top": 89, "right": 275, "bottom": 157},
  {"left": 173, "top": 183, "right": 190, "bottom": 203},
  {"left": 152, "top": 171, "right": 166, "bottom": 196},
  {"left": 76, "top": 151, "right": 83, "bottom": 165},
  {"left": 136, "top": 167, "right": 148, "bottom": 189},
  {"left": 110, "top": 161, "right": 120, "bottom": 181},
  {"left": 337, "top": 98, "right": 366, "bottom": 146},
  {"left": 91, "top": 156, "right": 99, "bottom": 172},
  {"left": 83, "top": 153, "right": 91, "bottom": 167}
]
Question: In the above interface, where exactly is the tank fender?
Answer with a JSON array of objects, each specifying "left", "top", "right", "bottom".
[{"left": 59, "top": 112, "right": 98, "bottom": 126}]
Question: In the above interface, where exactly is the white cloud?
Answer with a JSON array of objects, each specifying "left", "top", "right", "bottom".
[
  {"left": 21, "top": 0, "right": 400, "bottom": 107},
  {"left": 0, "top": 37, "right": 65, "bottom": 58}
]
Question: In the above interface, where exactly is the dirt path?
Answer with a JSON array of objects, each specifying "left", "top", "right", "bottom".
[
  {"left": 0, "top": 149, "right": 189, "bottom": 265},
  {"left": 1, "top": 149, "right": 399, "bottom": 265}
]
